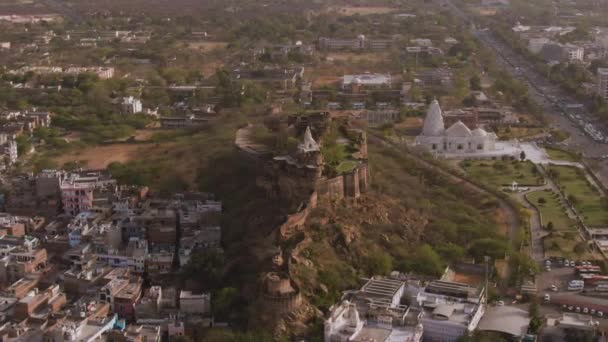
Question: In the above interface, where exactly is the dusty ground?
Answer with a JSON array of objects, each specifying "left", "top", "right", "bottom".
[
  {"left": 186, "top": 41, "right": 228, "bottom": 53},
  {"left": 325, "top": 52, "right": 390, "bottom": 62},
  {"left": 452, "top": 272, "right": 484, "bottom": 286},
  {"left": 201, "top": 60, "right": 223, "bottom": 77},
  {"left": 312, "top": 75, "right": 340, "bottom": 88},
  {"left": 494, "top": 207, "right": 510, "bottom": 236},
  {"left": 326, "top": 6, "right": 396, "bottom": 16},
  {"left": 53, "top": 143, "right": 159, "bottom": 169}
]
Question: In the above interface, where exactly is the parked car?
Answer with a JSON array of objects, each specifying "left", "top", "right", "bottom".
[
  {"left": 598, "top": 311, "right": 604, "bottom": 318},
  {"left": 576, "top": 307, "right": 581, "bottom": 313},
  {"left": 551, "top": 285, "right": 558, "bottom": 292},
  {"left": 496, "top": 300, "right": 505, "bottom": 306},
  {"left": 583, "top": 307, "right": 589, "bottom": 314},
  {"left": 544, "top": 294, "right": 551, "bottom": 303}
]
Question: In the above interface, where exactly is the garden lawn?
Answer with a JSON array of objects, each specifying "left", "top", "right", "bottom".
[
  {"left": 545, "top": 147, "right": 579, "bottom": 162},
  {"left": 547, "top": 165, "right": 608, "bottom": 227},
  {"left": 527, "top": 190, "right": 575, "bottom": 231},
  {"left": 462, "top": 160, "right": 543, "bottom": 189}
]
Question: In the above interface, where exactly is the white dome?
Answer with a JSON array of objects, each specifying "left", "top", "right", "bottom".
[
  {"left": 471, "top": 128, "right": 488, "bottom": 137},
  {"left": 421, "top": 99, "right": 445, "bottom": 136},
  {"left": 446, "top": 121, "right": 472, "bottom": 137}
]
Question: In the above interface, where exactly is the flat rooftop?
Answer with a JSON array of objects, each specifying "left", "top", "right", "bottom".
[{"left": 361, "top": 277, "right": 404, "bottom": 300}]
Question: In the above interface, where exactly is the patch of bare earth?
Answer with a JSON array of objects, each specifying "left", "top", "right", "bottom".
[{"left": 53, "top": 143, "right": 170, "bottom": 169}]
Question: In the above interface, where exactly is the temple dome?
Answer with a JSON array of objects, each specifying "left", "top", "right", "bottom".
[
  {"left": 298, "top": 126, "right": 320, "bottom": 152},
  {"left": 445, "top": 121, "right": 472, "bottom": 137},
  {"left": 421, "top": 99, "right": 445, "bottom": 136},
  {"left": 471, "top": 128, "right": 488, "bottom": 137}
]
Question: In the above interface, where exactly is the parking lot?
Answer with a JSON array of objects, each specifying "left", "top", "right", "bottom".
[{"left": 539, "top": 258, "right": 608, "bottom": 318}]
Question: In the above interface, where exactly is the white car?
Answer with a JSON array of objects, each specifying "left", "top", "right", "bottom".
[
  {"left": 551, "top": 285, "right": 558, "bottom": 292},
  {"left": 598, "top": 311, "right": 604, "bottom": 317},
  {"left": 544, "top": 294, "right": 551, "bottom": 302},
  {"left": 496, "top": 301, "right": 505, "bottom": 306},
  {"left": 584, "top": 307, "right": 589, "bottom": 314}
]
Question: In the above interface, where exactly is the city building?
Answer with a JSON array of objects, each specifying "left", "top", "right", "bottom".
[
  {"left": 597, "top": 68, "right": 608, "bottom": 99},
  {"left": 415, "top": 280, "right": 486, "bottom": 342},
  {"left": 318, "top": 35, "right": 393, "bottom": 51},
  {"left": 59, "top": 170, "right": 116, "bottom": 216},
  {"left": 342, "top": 74, "right": 392, "bottom": 92},
  {"left": 179, "top": 291, "right": 211, "bottom": 315},
  {"left": 325, "top": 277, "right": 423, "bottom": 342}
]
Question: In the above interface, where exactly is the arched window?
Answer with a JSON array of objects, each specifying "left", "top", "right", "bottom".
[{"left": 477, "top": 144, "right": 484, "bottom": 150}]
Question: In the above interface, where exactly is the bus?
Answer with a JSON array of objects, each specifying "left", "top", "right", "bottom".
[{"left": 576, "top": 266, "right": 601, "bottom": 275}]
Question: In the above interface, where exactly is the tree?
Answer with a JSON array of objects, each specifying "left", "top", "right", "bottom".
[
  {"left": 538, "top": 197, "right": 546, "bottom": 205},
  {"left": 362, "top": 250, "right": 393, "bottom": 276},
  {"left": 546, "top": 221, "right": 554, "bottom": 231},
  {"left": 469, "top": 75, "right": 482, "bottom": 91},
  {"left": 568, "top": 194, "right": 579, "bottom": 206},
  {"left": 520, "top": 150, "right": 526, "bottom": 161},
  {"left": 411, "top": 244, "right": 444, "bottom": 276},
  {"left": 181, "top": 249, "right": 225, "bottom": 290}
]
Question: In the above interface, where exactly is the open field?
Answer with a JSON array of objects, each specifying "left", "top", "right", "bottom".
[
  {"left": 527, "top": 190, "right": 576, "bottom": 231},
  {"left": 327, "top": 6, "right": 396, "bottom": 16},
  {"left": 186, "top": 41, "right": 229, "bottom": 53},
  {"left": 461, "top": 160, "right": 543, "bottom": 189},
  {"left": 52, "top": 143, "right": 161, "bottom": 169},
  {"left": 547, "top": 165, "right": 608, "bottom": 227}
]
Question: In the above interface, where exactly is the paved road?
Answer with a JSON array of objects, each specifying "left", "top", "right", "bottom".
[{"left": 442, "top": 0, "right": 608, "bottom": 189}]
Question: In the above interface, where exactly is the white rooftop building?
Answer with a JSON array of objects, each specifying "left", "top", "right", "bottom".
[
  {"left": 414, "top": 100, "right": 498, "bottom": 155},
  {"left": 325, "top": 277, "right": 423, "bottom": 342},
  {"left": 342, "top": 73, "right": 392, "bottom": 89},
  {"left": 122, "top": 96, "right": 143, "bottom": 114}
]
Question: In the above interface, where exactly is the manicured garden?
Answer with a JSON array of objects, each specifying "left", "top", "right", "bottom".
[
  {"left": 545, "top": 147, "right": 579, "bottom": 162},
  {"left": 547, "top": 165, "right": 608, "bottom": 227},
  {"left": 461, "top": 159, "right": 544, "bottom": 189},
  {"left": 527, "top": 190, "right": 576, "bottom": 231}
]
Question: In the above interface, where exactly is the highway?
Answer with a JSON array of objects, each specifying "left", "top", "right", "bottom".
[{"left": 443, "top": 0, "right": 608, "bottom": 187}]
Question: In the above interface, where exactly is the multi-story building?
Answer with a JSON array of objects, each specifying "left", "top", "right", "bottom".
[
  {"left": 325, "top": 277, "right": 424, "bottom": 342},
  {"left": 60, "top": 170, "right": 116, "bottom": 216},
  {"left": 597, "top": 68, "right": 608, "bottom": 99},
  {"left": 0, "top": 247, "right": 47, "bottom": 283},
  {"left": 415, "top": 280, "right": 486, "bottom": 342},
  {"left": 113, "top": 280, "right": 143, "bottom": 321}
]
